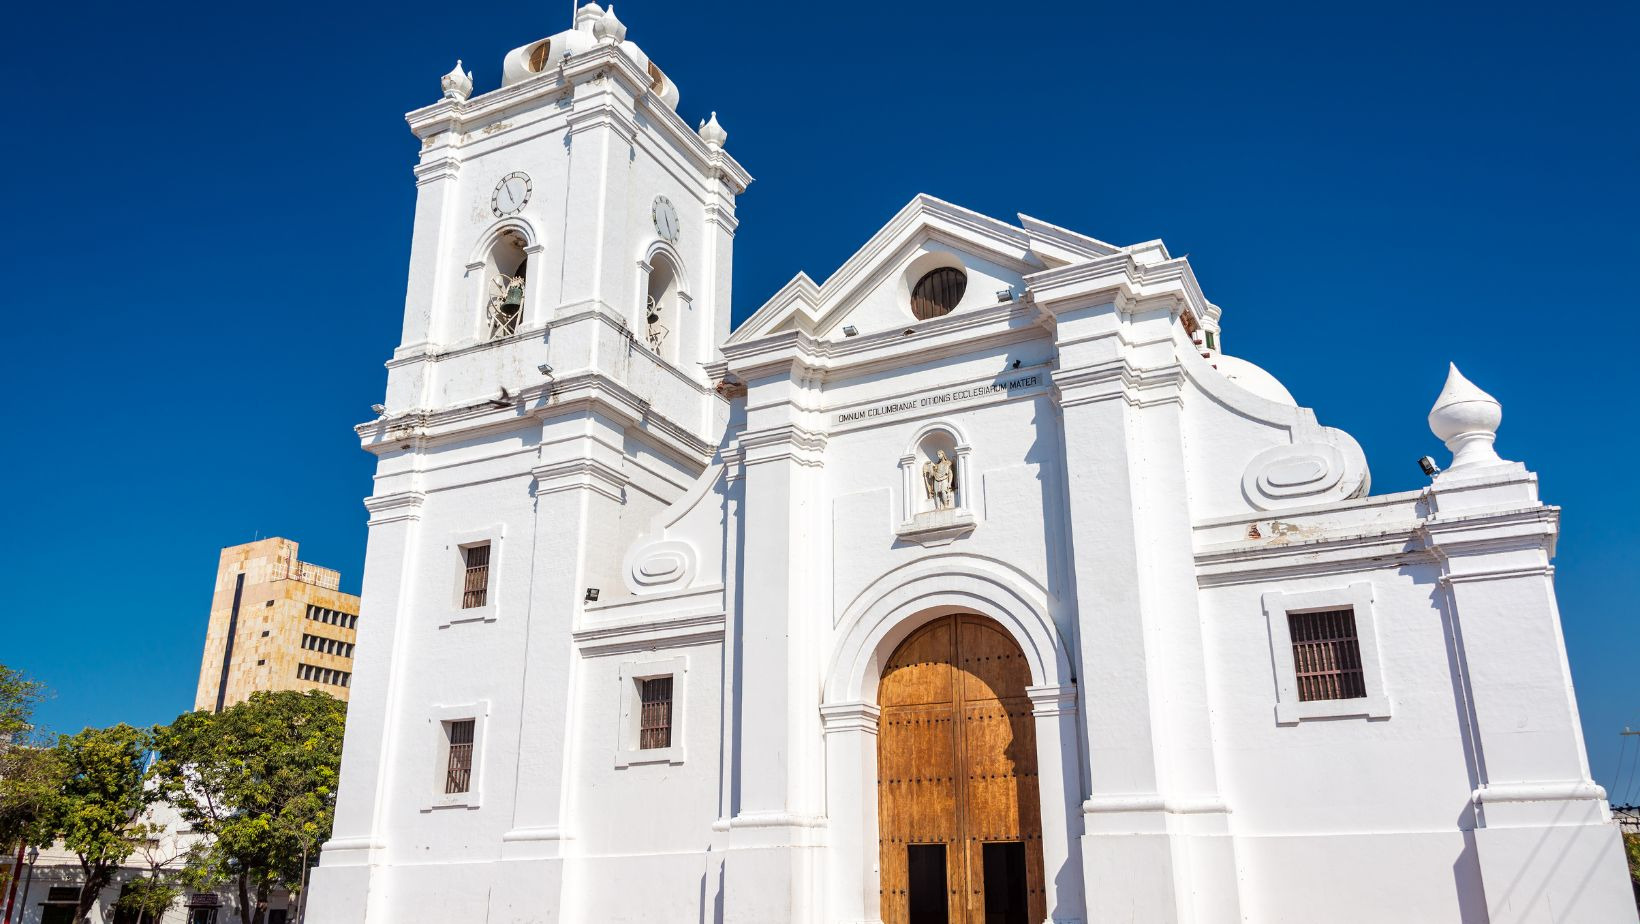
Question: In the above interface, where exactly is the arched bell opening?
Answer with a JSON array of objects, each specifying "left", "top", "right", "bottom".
[
  {"left": 876, "top": 613, "right": 1046, "bottom": 924},
  {"left": 483, "top": 229, "right": 529, "bottom": 340}
]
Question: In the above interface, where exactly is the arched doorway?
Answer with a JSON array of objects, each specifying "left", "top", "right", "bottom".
[{"left": 877, "top": 614, "right": 1045, "bottom": 924}]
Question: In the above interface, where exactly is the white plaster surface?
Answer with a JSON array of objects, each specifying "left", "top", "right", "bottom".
[{"left": 303, "top": 7, "right": 1637, "bottom": 922}]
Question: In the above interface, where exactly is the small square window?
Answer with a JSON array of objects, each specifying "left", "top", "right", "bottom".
[
  {"left": 1288, "top": 609, "right": 1366, "bottom": 702},
  {"left": 256, "top": 659, "right": 265, "bottom": 666},
  {"left": 260, "top": 630, "right": 269, "bottom": 637},
  {"left": 1262, "top": 582, "right": 1390, "bottom": 725}
]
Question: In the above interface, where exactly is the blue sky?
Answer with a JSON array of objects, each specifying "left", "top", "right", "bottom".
[{"left": 3, "top": 0, "right": 1636, "bottom": 799}]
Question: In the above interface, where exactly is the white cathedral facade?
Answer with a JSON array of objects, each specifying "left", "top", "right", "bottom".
[{"left": 304, "top": 6, "right": 1637, "bottom": 922}]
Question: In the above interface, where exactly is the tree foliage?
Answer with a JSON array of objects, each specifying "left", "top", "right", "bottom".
[
  {"left": 113, "top": 872, "right": 186, "bottom": 923},
  {"left": 153, "top": 690, "right": 346, "bottom": 924},
  {"left": 46, "top": 723, "right": 160, "bottom": 922},
  {"left": 0, "top": 663, "right": 63, "bottom": 853}
]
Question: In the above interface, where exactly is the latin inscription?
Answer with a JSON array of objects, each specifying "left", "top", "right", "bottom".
[{"left": 835, "top": 374, "right": 1042, "bottom": 425}]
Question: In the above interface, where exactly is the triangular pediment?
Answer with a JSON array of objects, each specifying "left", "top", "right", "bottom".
[{"left": 727, "top": 195, "right": 1122, "bottom": 345}]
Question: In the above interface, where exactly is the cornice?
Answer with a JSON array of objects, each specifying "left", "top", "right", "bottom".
[
  {"left": 363, "top": 490, "right": 426, "bottom": 526},
  {"left": 1028, "top": 251, "right": 1211, "bottom": 325},
  {"left": 403, "top": 46, "right": 751, "bottom": 194},
  {"left": 1195, "top": 526, "right": 1428, "bottom": 587},
  {"left": 736, "top": 423, "right": 828, "bottom": 467},
  {"left": 1195, "top": 502, "right": 1560, "bottom": 587},
  {"left": 530, "top": 456, "right": 627, "bottom": 502},
  {"left": 571, "top": 611, "right": 726, "bottom": 656},
  {"left": 819, "top": 701, "right": 882, "bottom": 734}
]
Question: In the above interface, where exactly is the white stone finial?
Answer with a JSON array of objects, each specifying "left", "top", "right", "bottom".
[
  {"left": 440, "top": 60, "right": 474, "bottom": 102},
  {"left": 1428, "top": 363, "right": 1505, "bottom": 470},
  {"left": 594, "top": 4, "right": 627, "bottom": 44},
  {"left": 575, "top": 1, "right": 605, "bottom": 30},
  {"left": 698, "top": 111, "right": 728, "bottom": 148}
]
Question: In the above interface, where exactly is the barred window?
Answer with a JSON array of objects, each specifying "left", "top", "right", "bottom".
[
  {"left": 461, "top": 544, "right": 491, "bottom": 609},
  {"left": 638, "top": 677, "right": 673, "bottom": 750},
  {"left": 444, "top": 719, "right": 475, "bottom": 794},
  {"left": 1289, "top": 608, "right": 1366, "bottom": 702}
]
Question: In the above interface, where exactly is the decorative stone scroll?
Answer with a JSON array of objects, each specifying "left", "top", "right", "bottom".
[
  {"left": 1240, "top": 430, "right": 1369, "bottom": 511},
  {"left": 622, "top": 539, "right": 697, "bottom": 593}
]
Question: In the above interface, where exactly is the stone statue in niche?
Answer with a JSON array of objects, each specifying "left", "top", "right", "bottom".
[{"left": 922, "top": 450, "right": 957, "bottom": 510}]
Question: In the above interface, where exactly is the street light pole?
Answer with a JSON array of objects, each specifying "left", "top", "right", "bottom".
[{"left": 16, "top": 848, "right": 39, "bottom": 924}]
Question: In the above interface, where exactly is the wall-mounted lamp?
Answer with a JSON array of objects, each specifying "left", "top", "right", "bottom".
[
  {"left": 842, "top": 325, "right": 858, "bottom": 337},
  {"left": 1417, "top": 456, "right": 1441, "bottom": 477},
  {"left": 584, "top": 588, "right": 600, "bottom": 602},
  {"left": 537, "top": 363, "right": 554, "bottom": 376},
  {"left": 371, "top": 404, "right": 385, "bottom": 415},
  {"left": 996, "top": 287, "right": 1015, "bottom": 303}
]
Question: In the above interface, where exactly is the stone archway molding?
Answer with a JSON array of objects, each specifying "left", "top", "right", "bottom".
[{"left": 825, "top": 553, "right": 1074, "bottom": 705}]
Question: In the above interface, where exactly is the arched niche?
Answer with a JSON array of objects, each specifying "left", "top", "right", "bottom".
[
  {"left": 896, "top": 422, "right": 974, "bottom": 545},
  {"left": 636, "top": 240, "right": 693, "bottom": 369},
  {"left": 460, "top": 220, "right": 542, "bottom": 343}
]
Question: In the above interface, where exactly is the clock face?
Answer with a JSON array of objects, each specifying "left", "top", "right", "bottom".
[
  {"left": 652, "top": 195, "right": 680, "bottom": 243},
  {"left": 492, "top": 173, "right": 531, "bottom": 217}
]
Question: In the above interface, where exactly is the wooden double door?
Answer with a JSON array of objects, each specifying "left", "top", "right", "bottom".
[{"left": 878, "top": 614, "right": 1046, "bottom": 924}]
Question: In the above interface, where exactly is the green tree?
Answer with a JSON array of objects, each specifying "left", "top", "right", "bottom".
[
  {"left": 43, "top": 724, "right": 159, "bottom": 923},
  {"left": 154, "top": 691, "right": 346, "bottom": 924},
  {"left": 0, "top": 663, "right": 55, "bottom": 896},
  {"left": 1627, "top": 831, "right": 1640, "bottom": 909},
  {"left": 113, "top": 869, "right": 185, "bottom": 924}
]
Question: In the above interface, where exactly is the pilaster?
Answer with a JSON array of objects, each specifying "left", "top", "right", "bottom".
[
  {"left": 1040, "top": 276, "right": 1240, "bottom": 922},
  {"left": 720, "top": 353, "right": 828, "bottom": 924},
  {"left": 1421, "top": 464, "right": 1637, "bottom": 922},
  {"left": 308, "top": 489, "right": 426, "bottom": 922}
]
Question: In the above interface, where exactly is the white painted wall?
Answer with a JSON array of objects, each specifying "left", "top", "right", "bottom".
[{"left": 305, "top": 6, "right": 1637, "bottom": 923}]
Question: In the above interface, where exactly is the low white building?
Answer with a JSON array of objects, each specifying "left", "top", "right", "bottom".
[
  {"left": 2, "top": 802, "right": 292, "bottom": 924},
  {"left": 303, "top": 5, "right": 1637, "bottom": 922}
]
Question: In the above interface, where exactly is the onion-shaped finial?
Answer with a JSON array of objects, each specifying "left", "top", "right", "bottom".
[
  {"left": 594, "top": 4, "right": 627, "bottom": 44},
  {"left": 441, "top": 60, "right": 473, "bottom": 102},
  {"left": 1428, "top": 363, "right": 1505, "bottom": 470},
  {"left": 698, "top": 111, "right": 728, "bottom": 148}
]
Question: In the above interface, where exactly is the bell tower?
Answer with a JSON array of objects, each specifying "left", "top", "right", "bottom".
[
  {"left": 306, "top": 5, "right": 750, "bottom": 921},
  {"left": 380, "top": 1, "right": 750, "bottom": 438}
]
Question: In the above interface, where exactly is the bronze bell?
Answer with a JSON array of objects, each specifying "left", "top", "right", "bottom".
[{"left": 501, "top": 280, "right": 524, "bottom": 309}]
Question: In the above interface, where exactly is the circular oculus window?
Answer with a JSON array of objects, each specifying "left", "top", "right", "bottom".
[{"left": 910, "top": 267, "right": 967, "bottom": 320}]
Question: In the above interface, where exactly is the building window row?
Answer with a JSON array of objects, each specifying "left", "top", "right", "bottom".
[
  {"left": 301, "top": 633, "right": 355, "bottom": 659},
  {"left": 298, "top": 662, "right": 351, "bottom": 688},
  {"left": 306, "top": 604, "right": 358, "bottom": 630}
]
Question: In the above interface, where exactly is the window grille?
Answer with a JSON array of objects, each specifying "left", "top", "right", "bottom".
[
  {"left": 639, "top": 676, "right": 673, "bottom": 749},
  {"left": 445, "top": 719, "right": 475, "bottom": 793},
  {"left": 1289, "top": 608, "right": 1367, "bottom": 702},
  {"left": 910, "top": 267, "right": 967, "bottom": 320},
  {"left": 462, "top": 544, "right": 491, "bottom": 609}
]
